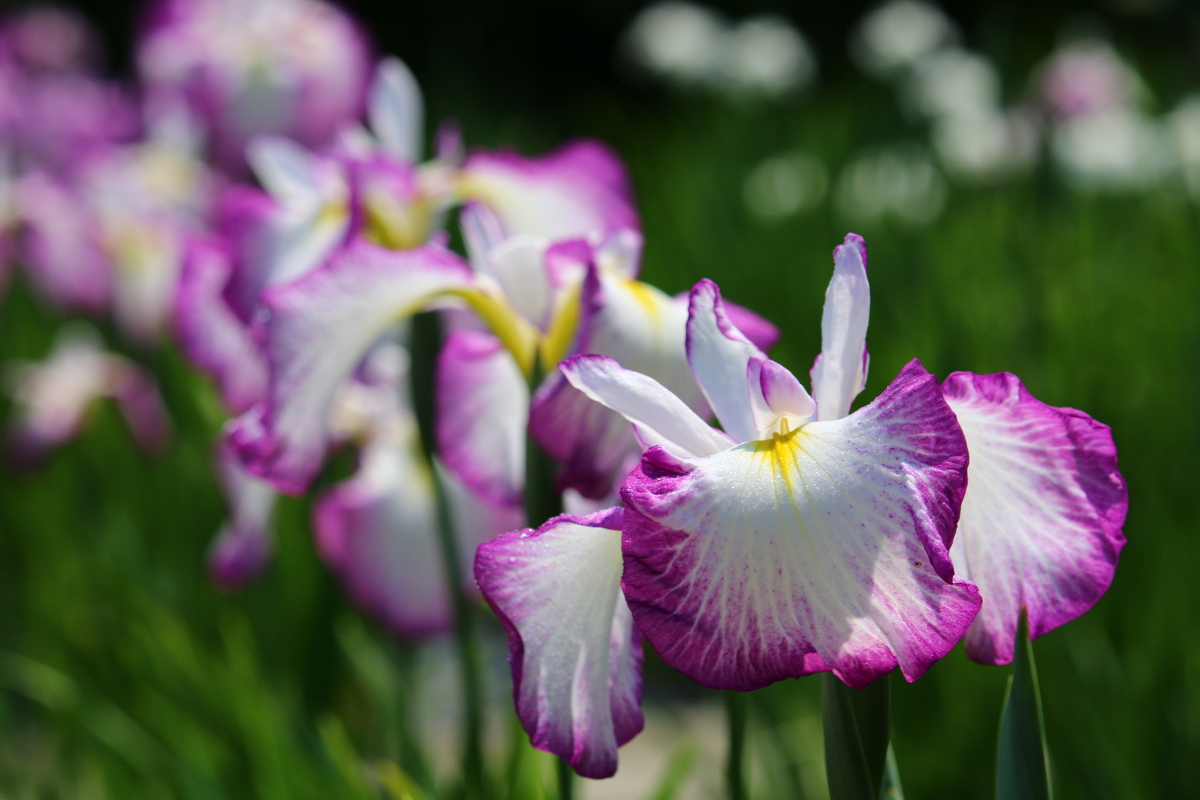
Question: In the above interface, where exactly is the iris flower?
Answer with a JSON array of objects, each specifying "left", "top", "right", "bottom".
[
  {"left": 4, "top": 324, "right": 171, "bottom": 462},
  {"left": 226, "top": 139, "right": 652, "bottom": 494},
  {"left": 136, "top": 0, "right": 372, "bottom": 175},
  {"left": 476, "top": 235, "right": 981, "bottom": 776}
]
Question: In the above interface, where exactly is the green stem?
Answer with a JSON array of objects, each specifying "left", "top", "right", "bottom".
[
  {"left": 821, "top": 672, "right": 892, "bottom": 800},
  {"left": 726, "top": 691, "right": 749, "bottom": 800},
  {"left": 410, "top": 312, "right": 485, "bottom": 799},
  {"left": 556, "top": 756, "right": 575, "bottom": 800},
  {"left": 995, "top": 613, "right": 1052, "bottom": 800},
  {"left": 522, "top": 355, "right": 570, "bottom": 793}
]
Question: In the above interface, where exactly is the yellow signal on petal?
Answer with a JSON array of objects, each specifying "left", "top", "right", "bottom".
[
  {"left": 442, "top": 286, "right": 539, "bottom": 378},
  {"left": 539, "top": 280, "right": 583, "bottom": 374}
]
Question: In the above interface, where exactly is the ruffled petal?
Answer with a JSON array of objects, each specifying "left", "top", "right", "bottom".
[
  {"left": 368, "top": 57, "right": 423, "bottom": 162},
  {"left": 475, "top": 508, "right": 644, "bottom": 778},
  {"left": 436, "top": 329, "right": 528, "bottom": 508},
  {"left": 560, "top": 355, "right": 733, "bottom": 460},
  {"left": 227, "top": 241, "right": 473, "bottom": 493},
  {"left": 685, "top": 279, "right": 767, "bottom": 443},
  {"left": 460, "top": 140, "right": 640, "bottom": 240},
  {"left": 811, "top": 233, "right": 870, "bottom": 421},
  {"left": 620, "top": 360, "right": 980, "bottom": 690},
  {"left": 174, "top": 238, "right": 268, "bottom": 414},
  {"left": 943, "top": 371, "right": 1128, "bottom": 665}
]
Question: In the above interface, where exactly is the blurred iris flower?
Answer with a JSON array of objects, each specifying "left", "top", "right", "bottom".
[
  {"left": 4, "top": 324, "right": 171, "bottom": 462},
  {"left": 137, "top": 0, "right": 372, "bottom": 174}
]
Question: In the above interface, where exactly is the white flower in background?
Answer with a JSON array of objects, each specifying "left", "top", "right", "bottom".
[
  {"left": 906, "top": 48, "right": 1000, "bottom": 120},
  {"left": 1166, "top": 95, "right": 1200, "bottom": 199},
  {"left": 621, "top": 1, "right": 725, "bottom": 87},
  {"left": 715, "top": 16, "right": 815, "bottom": 97},
  {"left": 850, "top": 0, "right": 957, "bottom": 79},
  {"left": 1035, "top": 38, "right": 1145, "bottom": 119},
  {"left": 743, "top": 151, "right": 828, "bottom": 221},
  {"left": 1051, "top": 106, "right": 1171, "bottom": 192},
  {"left": 932, "top": 108, "right": 1039, "bottom": 182},
  {"left": 835, "top": 147, "right": 946, "bottom": 226},
  {"left": 620, "top": 2, "right": 814, "bottom": 98}
]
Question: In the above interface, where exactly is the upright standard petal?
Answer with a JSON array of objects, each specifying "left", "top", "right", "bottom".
[
  {"left": 227, "top": 241, "right": 473, "bottom": 493},
  {"left": 369, "top": 57, "right": 423, "bottom": 162},
  {"left": 174, "top": 238, "right": 268, "bottom": 414},
  {"left": 475, "top": 508, "right": 644, "bottom": 779},
  {"left": 560, "top": 355, "right": 733, "bottom": 460},
  {"left": 436, "top": 329, "right": 528, "bottom": 508},
  {"left": 685, "top": 279, "right": 767, "bottom": 442},
  {"left": 811, "top": 233, "right": 870, "bottom": 421},
  {"left": 460, "top": 140, "right": 640, "bottom": 240},
  {"left": 620, "top": 360, "right": 981, "bottom": 690},
  {"left": 531, "top": 264, "right": 712, "bottom": 499},
  {"left": 943, "top": 371, "right": 1127, "bottom": 665}
]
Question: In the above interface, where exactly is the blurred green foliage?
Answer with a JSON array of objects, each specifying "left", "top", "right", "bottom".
[{"left": 4, "top": 1, "right": 1200, "bottom": 798}]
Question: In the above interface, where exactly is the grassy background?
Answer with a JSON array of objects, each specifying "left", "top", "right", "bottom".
[{"left": 3, "top": 0, "right": 1200, "bottom": 797}]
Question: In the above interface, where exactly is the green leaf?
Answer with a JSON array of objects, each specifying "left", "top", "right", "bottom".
[
  {"left": 996, "top": 614, "right": 1052, "bottom": 800},
  {"left": 821, "top": 672, "right": 892, "bottom": 800}
]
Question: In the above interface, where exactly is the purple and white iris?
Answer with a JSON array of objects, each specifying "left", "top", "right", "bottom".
[
  {"left": 4, "top": 324, "right": 171, "bottom": 462},
  {"left": 476, "top": 232, "right": 1127, "bottom": 777},
  {"left": 137, "top": 0, "right": 372, "bottom": 174}
]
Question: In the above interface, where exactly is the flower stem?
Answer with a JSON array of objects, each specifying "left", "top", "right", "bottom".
[
  {"left": 522, "top": 356, "right": 571, "bottom": 794},
  {"left": 821, "top": 672, "right": 892, "bottom": 800},
  {"left": 726, "top": 691, "right": 749, "bottom": 800},
  {"left": 556, "top": 756, "right": 575, "bottom": 800},
  {"left": 995, "top": 612, "right": 1052, "bottom": 800},
  {"left": 411, "top": 311, "right": 486, "bottom": 799}
]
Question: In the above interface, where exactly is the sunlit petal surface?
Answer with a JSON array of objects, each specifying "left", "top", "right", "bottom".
[
  {"left": 944, "top": 371, "right": 1128, "bottom": 665},
  {"left": 620, "top": 360, "right": 980, "bottom": 690},
  {"left": 475, "top": 508, "right": 643, "bottom": 778},
  {"left": 685, "top": 279, "right": 767, "bottom": 442},
  {"left": 811, "top": 233, "right": 870, "bottom": 421}
]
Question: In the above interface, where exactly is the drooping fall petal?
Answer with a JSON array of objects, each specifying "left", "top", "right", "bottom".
[
  {"left": 942, "top": 371, "right": 1128, "bottom": 665},
  {"left": 475, "top": 508, "right": 643, "bottom": 779}
]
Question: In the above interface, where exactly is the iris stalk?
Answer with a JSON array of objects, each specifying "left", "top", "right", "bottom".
[
  {"left": 411, "top": 311, "right": 486, "bottom": 798},
  {"left": 726, "top": 691, "right": 748, "bottom": 800},
  {"left": 522, "top": 356, "right": 571, "bottom": 799},
  {"left": 821, "top": 672, "right": 893, "bottom": 800}
]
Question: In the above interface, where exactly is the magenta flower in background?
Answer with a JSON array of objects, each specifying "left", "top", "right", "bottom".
[
  {"left": 315, "top": 341, "right": 522, "bottom": 637},
  {"left": 137, "top": 0, "right": 371, "bottom": 175},
  {"left": 4, "top": 324, "right": 171, "bottom": 462},
  {"left": 225, "top": 138, "right": 652, "bottom": 496},
  {"left": 942, "top": 372, "right": 1127, "bottom": 665},
  {"left": 0, "top": 8, "right": 137, "bottom": 177}
]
